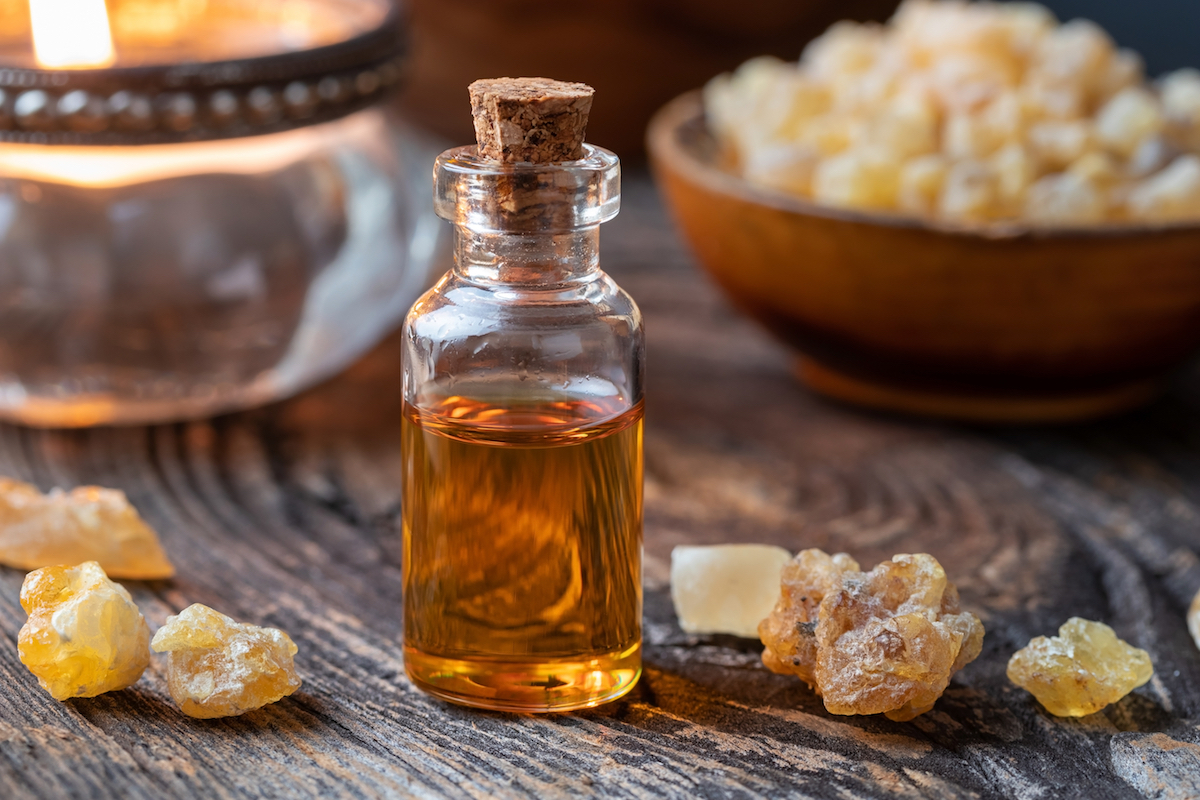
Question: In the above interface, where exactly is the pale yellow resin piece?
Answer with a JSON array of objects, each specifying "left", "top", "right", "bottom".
[
  {"left": 1189, "top": 588, "right": 1200, "bottom": 652},
  {"left": 151, "top": 603, "right": 301, "bottom": 719},
  {"left": 18, "top": 561, "right": 151, "bottom": 700},
  {"left": 1007, "top": 617, "right": 1153, "bottom": 716},
  {"left": 0, "top": 478, "right": 174, "bottom": 579},
  {"left": 670, "top": 544, "right": 793, "bottom": 638}
]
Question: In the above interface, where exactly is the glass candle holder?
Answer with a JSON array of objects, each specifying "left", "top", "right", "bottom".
[{"left": 0, "top": 0, "right": 445, "bottom": 427}]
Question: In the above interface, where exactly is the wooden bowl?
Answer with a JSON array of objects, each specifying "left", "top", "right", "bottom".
[{"left": 648, "top": 92, "right": 1200, "bottom": 422}]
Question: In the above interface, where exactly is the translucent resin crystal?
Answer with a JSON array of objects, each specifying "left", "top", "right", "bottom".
[
  {"left": 670, "top": 544, "right": 792, "bottom": 638},
  {"left": 1007, "top": 617, "right": 1153, "bottom": 716},
  {"left": 759, "top": 549, "right": 985, "bottom": 721},
  {"left": 151, "top": 603, "right": 301, "bottom": 719},
  {"left": 1189, "top": 588, "right": 1200, "bottom": 652},
  {"left": 0, "top": 477, "right": 173, "bottom": 579},
  {"left": 18, "top": 561, "right": 151, "bottom": 700}
]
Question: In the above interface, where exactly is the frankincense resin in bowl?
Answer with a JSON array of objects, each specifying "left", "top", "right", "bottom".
[
  {"left": 649, "top": 3, "right": 1200, "bottom": 423},
  {"left": 706, "top": 0, "right": 1200, "bottom": 225}
]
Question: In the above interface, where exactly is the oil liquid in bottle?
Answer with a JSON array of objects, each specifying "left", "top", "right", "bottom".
[{"left": 401, "top": 392, "right": 643, "bottom": 711}]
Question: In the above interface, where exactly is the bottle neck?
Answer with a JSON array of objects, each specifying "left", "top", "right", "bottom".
[{"left": 452, "top": 226, "right": 600, "bottom": 286}]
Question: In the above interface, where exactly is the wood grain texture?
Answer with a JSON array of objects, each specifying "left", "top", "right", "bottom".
[{"left": 2, "top": 174, "right": 1200, "bottom": 799}]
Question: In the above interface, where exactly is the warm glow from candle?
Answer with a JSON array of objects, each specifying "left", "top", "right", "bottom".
[
  {"left": 0, "top": 109, "right": 384, "bottom": 187},
  {"left": 29, "top": 0, "right": 116, "bottom": 69}
]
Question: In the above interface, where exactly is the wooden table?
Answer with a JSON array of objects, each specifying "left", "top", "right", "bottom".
[{"left": 2, "top": 173, "right": 1200, "bottom": 799}]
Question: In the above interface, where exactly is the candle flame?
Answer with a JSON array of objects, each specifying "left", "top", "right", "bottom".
[{"left": 30, "top": 0, "right": 116, "bottom": 69}]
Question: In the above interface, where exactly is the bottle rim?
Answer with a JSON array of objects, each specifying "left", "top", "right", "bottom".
[{"left": 434, "top": 143, "right": 621, "bottom": 234}]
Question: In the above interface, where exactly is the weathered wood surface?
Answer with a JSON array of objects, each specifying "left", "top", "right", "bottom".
[{"left": 3, "top": 174, "right": 1200, "bottom": 799}]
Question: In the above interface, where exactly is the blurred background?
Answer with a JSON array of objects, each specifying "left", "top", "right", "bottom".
[
  {"left": 1046, "top": 0, "right": 1199, "bottom": 75},
  {"left": 396, "top": 0, "right": 1200, "bottom": 159}
]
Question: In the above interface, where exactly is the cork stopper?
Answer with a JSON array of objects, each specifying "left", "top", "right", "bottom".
[{"left": 469, "top": 77, "right": 594, "bottom": 164}]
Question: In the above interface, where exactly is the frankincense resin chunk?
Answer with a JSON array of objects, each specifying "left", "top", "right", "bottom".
[
  {"left": 1007, "top": 617, "right": 1152, "bottom": 716},
  {"left": 759, "top": 549, "right": 984, "bottom": 721},
  {"left": 671, "top": 544, "right": 792, "bottom": 638},
  {"left": 0, "top": 478, "right": 174, "bottom": 579},
  {"left": 1189, "top": 588, "right": 1200, "bottom": 652},
  {"left": 151, "top": 604, "right": 301, "bottom": 719},
  {"left": 18, "top": 561, "right": 151, "bottom": 700}
]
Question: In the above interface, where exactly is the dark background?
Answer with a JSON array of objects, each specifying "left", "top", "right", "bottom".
[
  {"left": 396, "top": 0, "right": 1200, "bottom": 159},
  {"left": 1041, "top": 0, "right": 1198, "bottom": 76}
]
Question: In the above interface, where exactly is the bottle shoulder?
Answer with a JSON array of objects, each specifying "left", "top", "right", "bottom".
[{"left": 404, "top": 269, "right": 642, "bottom": 340}]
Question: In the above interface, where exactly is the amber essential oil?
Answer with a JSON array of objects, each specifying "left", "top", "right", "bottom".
[{"left": 401, "top": 393, "right": 643, "bottom": 711}]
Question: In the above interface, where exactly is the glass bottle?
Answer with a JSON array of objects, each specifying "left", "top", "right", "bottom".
[{"left": 401, "top": 142, "right": 644, "bottom": 712}]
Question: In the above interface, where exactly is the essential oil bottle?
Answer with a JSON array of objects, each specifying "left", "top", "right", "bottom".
[{"left": 401, "top": 78, "right": 644, "bottom": 712}]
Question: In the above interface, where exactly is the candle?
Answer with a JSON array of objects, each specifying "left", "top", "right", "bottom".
[
  {"left": 16, "top": 0, "right": 348, "bottom": 188},
  {"left": 0, "top": 0, "right": 440, "bottom": 428}
]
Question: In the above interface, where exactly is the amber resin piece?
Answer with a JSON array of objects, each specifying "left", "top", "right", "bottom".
[
  {"left": 18, "top": 561, "right": 151, "bottom": 700},
  {"left": 151, "top": 604, "right": 301, "bottom": 719},
  {"left": 1007, "top": 617, "right": 1153, "bottom": 717},
  {"left": 759, "top": 549, "right": 985, "bottom": 721},
  {"left": 0, "top": 478, "right": 174, "bottom": 579}
]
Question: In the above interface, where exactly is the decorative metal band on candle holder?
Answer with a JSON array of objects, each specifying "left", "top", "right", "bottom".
[{"left": 0, "top": 4, "right": 405, "bottom": 145}]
